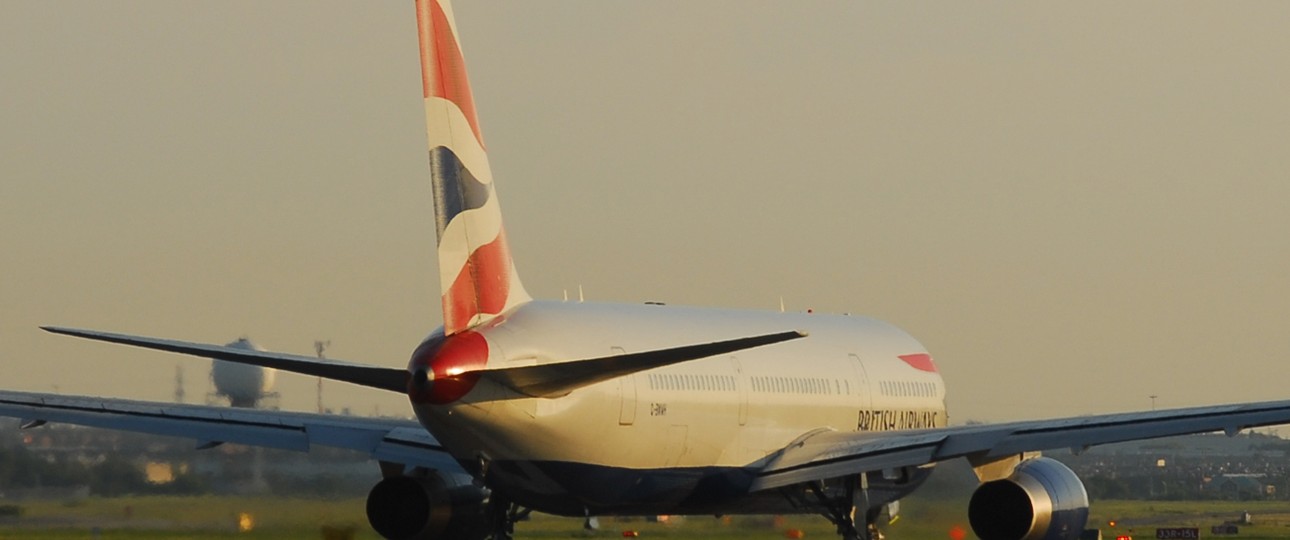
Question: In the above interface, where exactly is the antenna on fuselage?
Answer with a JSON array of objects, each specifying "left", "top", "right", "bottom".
[
  {"left": 578, "top": 285, "right": 585, "bottom": 303},
  {"left": 314, "top": 339, "right": 330, "bottom": 414},
  {"left": 174, "top": 366, "right": 184, "bottom": 404}
]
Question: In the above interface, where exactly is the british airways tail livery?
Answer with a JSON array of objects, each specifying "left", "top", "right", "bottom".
[
  {"left": 7, "top": 2, "right": 1290, "bottom": 540},
  {"left": 418, "top": 0, "right": 528, "bottom": 336}
]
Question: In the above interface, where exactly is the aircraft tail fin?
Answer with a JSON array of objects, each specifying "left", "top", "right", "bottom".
[{"left": 417, "top": 0, "right": 530, "bottom": 335}]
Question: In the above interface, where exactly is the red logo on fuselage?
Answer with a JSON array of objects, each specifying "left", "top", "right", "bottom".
[{"left": 898, "top": 353, "right": 938, "bottom": 373}]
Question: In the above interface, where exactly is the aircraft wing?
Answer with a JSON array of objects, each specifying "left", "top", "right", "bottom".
[
  {"left": 751, "top": 399, "right": 1290, "bottom": 491},
  {"left": 0, "top": 390, "right": 461, "bottom": 473}
]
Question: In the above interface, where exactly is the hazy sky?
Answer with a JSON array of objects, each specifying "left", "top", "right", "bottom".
[{"left": 3, "top": 2, "right": 1288, "bottom": 423}]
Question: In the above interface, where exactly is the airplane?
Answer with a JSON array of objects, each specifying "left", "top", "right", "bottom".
[{"left": 4, "top": 1, "right": 1290, "bottom": 539}]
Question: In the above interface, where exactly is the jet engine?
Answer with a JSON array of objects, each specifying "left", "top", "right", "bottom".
[
  {"left": 366, "top": 471, "right": 489, "bottom": 540},
  {"left": 967, "top": 457, "right": 1089, "bottom": 540}
]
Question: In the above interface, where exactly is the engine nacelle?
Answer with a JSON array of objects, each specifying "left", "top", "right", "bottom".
[
  {"left": 366, "top": 471, "right": 489, "bottom": 540},
  {"left": 967, "top": 457, "right": 1089, "bottom": 540}
]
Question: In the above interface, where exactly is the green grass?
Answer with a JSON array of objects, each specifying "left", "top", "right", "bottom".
[
  {"left": 1088, "top": 499, "right": 1290, "bottom": 540},
  {"left": 0, "top": 496, "right": 380, "bottom": 540},
  {"left": 1, "top": 496, "right": 1289, "bottom": 539}
]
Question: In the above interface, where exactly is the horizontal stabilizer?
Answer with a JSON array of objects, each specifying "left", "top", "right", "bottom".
[
  {"left": 479, "top": 330, "right": 807, "bottom": 398},
  {"left": 41, "top": 326, "right": 408, "bottom": 394}
]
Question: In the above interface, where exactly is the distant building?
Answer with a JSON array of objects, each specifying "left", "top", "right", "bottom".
[{"left": 1203, "top": 474, "right": 1274, "bottom": 500}]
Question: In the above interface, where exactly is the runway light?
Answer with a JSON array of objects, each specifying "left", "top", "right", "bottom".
[
  {"left": 237, "top": 512, "right": 254, "bottom": 533},
  {"left": 785, "top": 529, "right": 805, "bottom": 539},
  {"left": 948, "top": 525, "right": 966, "bottom": 540},
  {"left": 1115, "top": 536, "right": 1132, "bottom": 540},
  {"left": 621, "top": 531, "right": 639, "bottom": 538}
]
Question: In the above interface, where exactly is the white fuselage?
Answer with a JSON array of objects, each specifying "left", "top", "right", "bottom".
[{"left": 410, "top": 300, "right": 947, "bottom": 515}]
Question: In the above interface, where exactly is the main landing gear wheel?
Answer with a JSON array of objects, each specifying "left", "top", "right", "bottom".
[
  {"left": 811, "top": 474, "right": 880, "bottom": 540},
  {"left": 836, "top": 506, "right": 882, "bottom": 540},
  {"left": 484, "top": 495, "right": 529, "bottom": 540}
]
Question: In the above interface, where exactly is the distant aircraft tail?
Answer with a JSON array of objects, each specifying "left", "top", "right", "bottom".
[{"left": 416, "top": 0, "right": 529, "bottom": 334}]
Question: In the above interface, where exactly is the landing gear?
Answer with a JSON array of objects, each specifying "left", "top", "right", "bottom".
[
  {"left": 811, "top": 473, "right": 881, "bottom": 540},
  {"left": 484, "top": 495, "right": 529, "bottom": 540}
]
